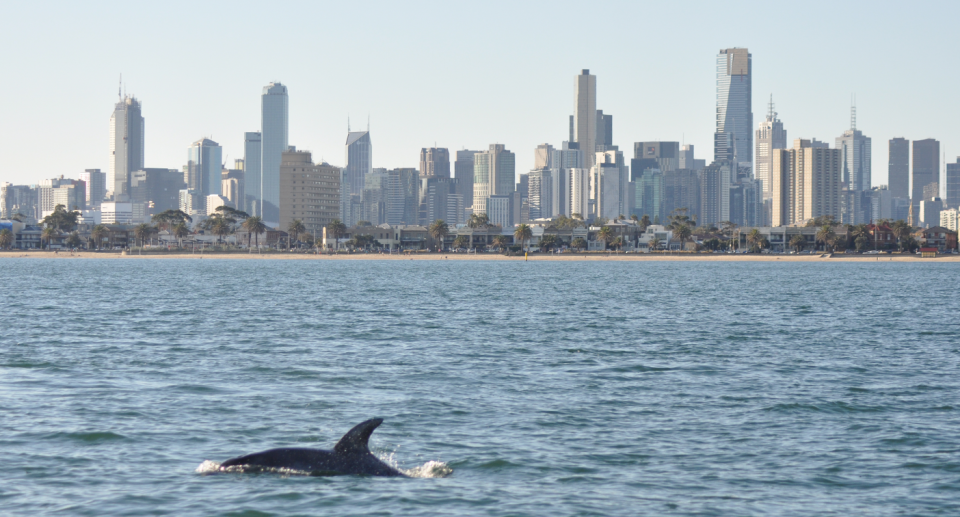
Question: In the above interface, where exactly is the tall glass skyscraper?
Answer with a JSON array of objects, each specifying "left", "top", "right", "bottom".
[
  {"left": 243, "top": 132, "right": 262, "bottom": 216},
  {"left": 714, "top": 48, "right": 753, "bottom": 169},
  {"left": 755, "top": 96, "right": 786, "bottom": 200},
  {"left": 836, "top": 107, "right": 872, "bottom": 224},
  {"left": 186, "top": 138, "right": 223, "bottom": 198},
  {"left": 261, "top": 82, "right": 289, "bottom": 225},
  {"left": 345, "top": 131, "right": 372, "bottom": 197},
  {"left": 574, "top": 70, "right": 596, "bottom": 169},
  {"left": 109, "top": 96, "right": 145, "bottom": 202}
]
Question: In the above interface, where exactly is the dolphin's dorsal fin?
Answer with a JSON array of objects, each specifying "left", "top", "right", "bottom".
[{"left": 334, "top": 418, "right": 383, "bottom": 454}]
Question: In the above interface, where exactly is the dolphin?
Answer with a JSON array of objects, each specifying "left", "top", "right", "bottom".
[{"left": 219, "top": 418, "right": 406, "bottom": 477}]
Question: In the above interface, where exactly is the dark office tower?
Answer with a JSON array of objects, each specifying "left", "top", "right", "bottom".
[
  {"left": 455, "top": 150, "right": 478, "bottom": 214},
  {"left": 596, "top": 110, "right": 613, "bottom": 148},
  {"left": 345, "top": 130, "right": 372, "bottom": 198},
  {"left": 888, "top": 138, "right": 909, "bottom": 200},
  {"left": 243, "top": 132, "right": 262, "bottom": 216},
  {"left": 947, "top": 158, "right": 960, "bottom": 209},
  {"left": 109, "top": 95, "right": 145, "bottom": 202},
  {"left": 131, "top": 168, "right": 185, "bottom": 212},
  {"left": 714, "top": 48, "right": 753, "bottom": 168},
  {"left": 912, "top": 139, "right": 940, "bottom": 203},
  {"left": 419, "top": 148, "right": 450, "bottom": 179}
]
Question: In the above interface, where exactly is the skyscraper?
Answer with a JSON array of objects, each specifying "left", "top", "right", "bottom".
[
  {"left": 888, "top": 138, "right": 909, "bottom": 200},
  {"left": 419, "top": 148, "right": 450, "bottom": 179},
  {"left": 131, "top": 168, "right": 184, "bottom": 213},
  {"left": 243, "top": 132, "right": 262, "bottom": 216},
  {"left": 633, "top": 142, "right": 680, "bottom": 173},
  {"left": 472, "top": 144, "right": 515, "bottom": 215},
  {"left": 947, "top": 157, "right": 960, "bottom": 209},
  {"left": 79, "top": 169, "right": 106, "bottom": 208},
  {"left": 574, "top": 70, "right": 597, "bottom": 169},
  {"left": 714, "top": 48, "right": 752, "bottom": 169},
  {"left": 596, "top": 110, "right": 613, "bottom": 148},
  {"left": 186, "top": 138, "right": 223, "bottom": 198},
  {"left": 912, "top": 139, "right": 940, "bottom": 204},
  {"left": 836, "top": 106, "right": 872, "bottom": 224},
  {"left": 345, "top": 131, "right": 372, "bottom": 198},
  {"left": 109, "top": 95, "right": 145, "bottom": 202},
  {"left": 755, "top": 96, "right": 787, "bottom": 200},
  {"left": 770, "top": 139, "right": 842, "bottom": 227},
  {"left": 279, "top": 150, "right": 341, "bottom": 237},
  {"left": 261, "top": 82, "right": 289, "bottom": 225},
  {"left": 455, "top": 150, "right": 478, "bottom": 216}
]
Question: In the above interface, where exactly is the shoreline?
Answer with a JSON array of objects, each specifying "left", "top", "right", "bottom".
[{"left": 3, "top": 250, "right": 958, "bottom": 262}]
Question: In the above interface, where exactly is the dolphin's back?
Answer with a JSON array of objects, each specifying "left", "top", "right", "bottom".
[{"left": 220, "top": 448, "right": 339, "bottom": 472}]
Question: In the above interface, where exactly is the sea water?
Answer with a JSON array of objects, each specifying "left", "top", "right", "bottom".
[{"left": 1, "top": 258, "right": 959, "bottom": 515}]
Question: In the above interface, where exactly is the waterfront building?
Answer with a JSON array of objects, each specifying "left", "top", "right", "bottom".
[
  {"left": 79, "top": 169, "right": 106, "bottom": 207},
  {"left": 770, "top": 139, "right": 842, "bottom": 227},
  {"left": 912, "top": 139, "right": 940, "bottom": 214},
  {"left": 574, "top": 70, "right": 597, "bottom": 168},
  {"left": 714, "top": 48, "right": 753, "bottom": 171},
  {"left": 888, "top": 138, "right": 909, "bottom": 200},
  {"left": 836, "top": 107, "right": 872, "bottom": 224},
  {"left": 185, "top": 138, "right": 223, "bottom": 198},
  {"left": 419, "top": 148, "right": 450, "bottom": 179},
  {"left": 243, "top": 132, "right": 262, "bottom": 216},
  {"left": 279, "top": 150, "right": 341, "bottom": 237},
  {"left": 261, "top": 82, "right": 289, "bottom": 224},
  {"left": 755, "top": 96, "right": 787, "bottom": 200},
  {"left": 131, "top": 168, "right": 183, "bottom": 213},
  {"left": 109, "top": 95, "right": 145, "bottom": 202},
  {"left": 472, "top": 144, "right": 515, "bottom": 215},
  {"left": 946, "top": 157, "right": 960, "bottom": 208}
]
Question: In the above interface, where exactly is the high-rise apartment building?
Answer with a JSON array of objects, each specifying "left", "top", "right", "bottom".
[
  {"left": 592, "top": 151, "right": 628, "bottom": 221},
  {"left": 1, "top": 183, "right": 38, "bottom": 221},
  {"left": 221, "top": 167, "right": 244, "bottom": 210},
  {"left": 472, "top": 144, "right": 515, "bottom": 215},
  {"left": 548, "top": 142, "right": 582, "bottom": 217},
  {"left": 770, "top": 139, "right": 842, "bottom": 227},
  {"left": 344, "top": 131, "right": 372, "bottom": 199},
  {"left": 888, "top": 138, "right": 909, "bottom": 200},
  {"left": 527, "top": 168, "right": 552, "bottom": 220},
  {"left": 836, "top": 108, "right": 872, "bottom": 224},
  {"left": 79, "top": 169, "right": 106, "bottom": 208},
  {"left": 535, "top": 144, "right": 554, "bottom": 169},
  {"left": 261, "top": 82, "right": 289, "bottom": 224},
  {"left": 714, "top": 48, "right": 752, "bottom": 169},
  {"left": 186, "top": 138, "right": 223, "bottom": 198},
  {"left": 946, "top": 157, "right": 960, "bottom": 209},
  {"left": 574, "top": 70, "right": 597, "bottom": 169},
  {"left": 109, "top": 95, "right": 145, "bottom": 202},
  {"left": 568, "top": 168, "right": 589, "bottom": 218},
  {"left": 912, "top": 139, "right": 940, "bottom": 204},
  {"left": 755, "top": 97, "right": 787, "bottom": 200},
  {"left": 700, "top": 161, "right": 733, "bottom": 226},
  {"left": 243, "top": 132, "right": 262, "bottom": 216},
  {"left": 454, "top": 150, "right": 478, "bottom": 216},
  {"left": 279, "top": 150, "right": 341, "bottom": 237},
  {"left": 419, "top": 148, "right": 450, "bottom": 179}
]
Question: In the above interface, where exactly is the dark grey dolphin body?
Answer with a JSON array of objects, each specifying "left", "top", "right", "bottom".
[{"left": 219, "top": 418, "right": 406, "bottom": 476}]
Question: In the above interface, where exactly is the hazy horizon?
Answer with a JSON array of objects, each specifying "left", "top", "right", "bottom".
[{"left": 2, "top": 0, "right": 958, "bottom": 194}]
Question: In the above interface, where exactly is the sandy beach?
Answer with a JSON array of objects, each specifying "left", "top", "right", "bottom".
[{"left": 4, "top": 250, "right": 958, "bottom": 262}]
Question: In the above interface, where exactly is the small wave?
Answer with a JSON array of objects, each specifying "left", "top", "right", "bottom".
[
  {"left": 763, "top": 401, "right": 885, "bottom": 413},
  {"left": 195, "top": 460, "right": 316, "bottom": 476},
  {"left": 195, "top": 460, "right": 221, "bottom": 474},
  {"left": 404, "top": 460, "right": 453, "bottom": 478}
]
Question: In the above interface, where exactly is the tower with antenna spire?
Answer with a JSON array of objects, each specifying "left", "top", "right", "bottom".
[
  {"left": 108, "top": 78, "right": 144, "bottom": 203},
  {"left": 835, "top": 97, "right": 872, "bottom": 224},
  {"left": 755, "top": 94, "right": 787, "bottom": 202}
]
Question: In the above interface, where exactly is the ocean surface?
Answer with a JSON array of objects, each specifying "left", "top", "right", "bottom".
[{"left": 2, "top": 257, "right": 960, "bottom": 516}]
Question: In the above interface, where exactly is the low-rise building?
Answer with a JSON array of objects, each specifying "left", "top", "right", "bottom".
[{"left": 913, "top": 226, "right": 958, "bottom": 252}]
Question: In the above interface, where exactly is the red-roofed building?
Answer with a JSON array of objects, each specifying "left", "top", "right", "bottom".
[
  {"left": 913, "top": 226, "right": 958, "bottom": 252},
  {"left": 866, "top": 223, "right": 896, "bottom": 249}
]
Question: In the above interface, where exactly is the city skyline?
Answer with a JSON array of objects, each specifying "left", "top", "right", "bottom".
[{"left": 1, "top": 1, "right": 959, "bottom": 195}]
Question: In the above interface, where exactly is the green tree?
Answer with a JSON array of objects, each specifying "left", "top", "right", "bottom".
[
  {"left": 173, "top": 222, "right": 190, "bottom": 249},
  {"left": 467, "top": 213, "right": 489, "bottom": 250},
  {"left": 326, "top": 219, "right": 347, "bottom": 251},
  {"left": 287, "top": 219, "right": 306, "bottom": 249},
  {"left": 816, "top": 225, "right": 836, "bottom": 252},
  {"left": 806, "top": 215, "right": 837, "bottom": 227},
  {"left": 242, "top": 216, "right": 268, "bottom": 252},
  {"left": 571, "top": 237, "right": 587, "bottom": 251},
  {"left": 134, "top": 223, "right": 153, "bottom": 248},
  {"left": 639, "top": 214, "right": 652, "bottom": 231},
  {"left": 902, "top": 235, "right": 920, "bottom": 253},
  {"left": 41, "top": 204, "right": 80, "bottom": 232},
  {"left": 429, "top": 219, "right": 449, "bottom": 252},
  {"left": 649, "top": 236, "right": 662, "bottom": 251},
  {"left": 891, "top": 220, "right": 912, "bottom": 251},
  {"left": 855, "top": 234, "right": 868, "bottom": 252},
  {"left": 0, "top": 228, "right": 13, "bottom": 250},
  {"left": 611, "top": 236, "right": 624, "bottom": 252},
  {"left": 789, "top": 234, "right": 806, "bottom": 253},
  {"left": 674, "top": 224, "right": 692, "bottom": 251},
  {"left": 596, "top": 226, "right": 614, "bottom": 250},
  {"left": 90, "top": 224, "right": 108, "bottom": 250},
  {"left": 41, "top": 227, "right": 57, "bottom": 249},
  {"left": 210, "top": 218, "right": 230, "bottom": 246},
  {"left": 538, "top": 234, "right": 560, "bottom": 252},
  {"left": 745, "top": 228, "right": 762, "bottom": 253},
  {"left": 452, "top": 235, "right": 470, "bottom": 250},
  {"left": 514, "top": 223, "right": 533, "bottom": 252},
  {"left": 491, "top": 235, "right": 509, "bottom": 252},
  {"left": 65, "top": 232, "right": 82, "bottom": 249}
]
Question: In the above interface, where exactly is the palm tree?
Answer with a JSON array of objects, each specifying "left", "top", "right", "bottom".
[
  {"left": 467, "top": 213, "right": 488, "bottom": 251},
  {"left": 745, "top": 228, "right": 762, "bottom": 253},
  {"left": 210, "top": 218, "right": 230, "bottom": 247},
  {"left": 649, "top": 236, "right": 662, "bottom": 251},
  {"left": 596, "top": 226, "right": 614, "bottom": 250},
  {"left": 491, "top": 235, "right": 509, "bottom": 252},
  {"left": 41, "top": 227, "right": 57, "bottom": 249},
  {"left": 571, "top": 237, "right": 587, "bottom": 252},
  {"left": 891, "top": 220, "right": 911, "bottom": 251},
  {"left": 816, "top": 225, "right": 836, "bottom": 252},
  {"left": 639, "top": 214, "right": 651, "bottom": 231},
  {"left": 452, "top": 235, "right": 470, "bottom": 250},
  {"left": 674, "top": 224, "right": 692, "bottom": 252},
  {"left": 326, "top": 219, "right": 347, "bottom": 252},
  {"left": 0, "top": 228, "right": 12, "bottom": 250},
  {"left": 538, "top": 234, "right": 559, "bottom": 252},
  {"left": 630, "top": 214, "right": 639, "bottom": 224},
  {"left": 287, "top": 219, "right": 306, "bottom": 249},
  {"left": 242, "top": 216, "right": 268, "bottom": 253},
  {"left": 789, "top": 234, "right": 806, "bottom": 253},
  {"left": 429, "top": 219, "right": 449, "bottom": 252},
  {"left": 91, "top": 224, "right": 107, "bottom": 250},
  {"left": 514, "top": 223, "right": 533, "bottom": 252},
  {"left": 65, "top": 232, "right": 82, "bottom": 249},
  {"left": 173, "top": 222, "right": 189, "bottom": 249},
  {"left": 134, "top": 223, "right": 152, "bottom": 248},
  {"left": 611, "top": 236, "right": 623, "bottom": 253}
]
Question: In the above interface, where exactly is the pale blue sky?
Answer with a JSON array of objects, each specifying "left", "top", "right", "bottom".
[{"left": 1, "top": 0, "right": 958, "bottom": 191}]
